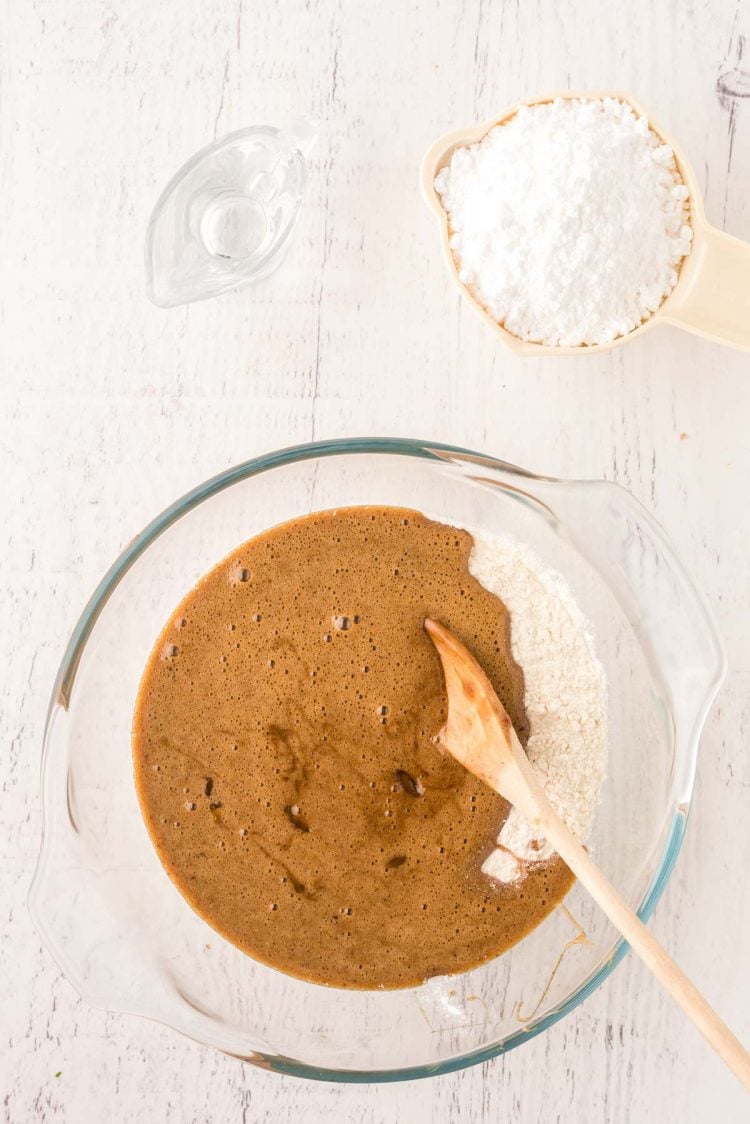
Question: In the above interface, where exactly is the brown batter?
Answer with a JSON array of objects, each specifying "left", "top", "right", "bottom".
[{"left": 133, "top": 506, "right": 573, "bottom": 988}]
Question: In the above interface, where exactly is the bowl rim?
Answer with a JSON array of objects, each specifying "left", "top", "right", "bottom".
[{"left": 29, "top": 436, "right": 726, "bottom": 1083}]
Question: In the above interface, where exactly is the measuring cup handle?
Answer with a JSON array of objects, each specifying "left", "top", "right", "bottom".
[{"left": 664, "top": 224, "right": 750, "bottom": 351}]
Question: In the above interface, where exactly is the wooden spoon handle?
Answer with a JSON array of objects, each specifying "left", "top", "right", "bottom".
[
  {"left": 538, "top": 805, "right": 750, "bottom": 1091},
  {"left": 424, "top": 617, "right": 749, "bottom": 1088}
]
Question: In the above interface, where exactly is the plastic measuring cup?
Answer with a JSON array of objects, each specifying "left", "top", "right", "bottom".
[
  {"left": 421, "top": 91, "right": 750, "bottom": 356},
  {"left": 146, "top": 118, "right": 318, "bottom": 308}
]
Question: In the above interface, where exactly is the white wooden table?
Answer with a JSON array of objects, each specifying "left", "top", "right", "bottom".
[{"left": 2, "top": 1, "right": 749, "bottom": 1120}]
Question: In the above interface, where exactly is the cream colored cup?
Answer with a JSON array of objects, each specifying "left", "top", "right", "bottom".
[{"left": 421, "top": 91, "right": 750, "bottom": 356}]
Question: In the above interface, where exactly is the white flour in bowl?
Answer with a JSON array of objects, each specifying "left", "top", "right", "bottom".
[
  {"left": 467, "top": 530, "right": 607, "bottom": 883},
  {"left": 434, "top": 96, "right": 692, "bottom": 347}
]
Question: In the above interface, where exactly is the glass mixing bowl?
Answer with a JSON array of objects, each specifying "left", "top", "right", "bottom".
[{"left": 29, "top": 438, "right": 725, "bottom": 1082}]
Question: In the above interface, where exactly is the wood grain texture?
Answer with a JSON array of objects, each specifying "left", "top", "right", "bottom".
[{"left": 1, "top": 0, "right": 749, "bottom": 1120}]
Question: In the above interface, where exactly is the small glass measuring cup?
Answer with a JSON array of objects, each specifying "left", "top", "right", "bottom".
[
  {"left": 146, "top": 118, "right": 317, "bottom": 308},
  {"left": 421, "top": 91, "right": 750, "bottom": 356}
]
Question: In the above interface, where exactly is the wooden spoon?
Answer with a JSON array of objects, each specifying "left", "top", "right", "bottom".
[{"left": 424, "top": 617, "right": 750, "bottom": 1091}]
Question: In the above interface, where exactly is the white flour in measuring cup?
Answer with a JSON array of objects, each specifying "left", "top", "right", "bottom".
[{"left": 434, "top": 97, "right": 692, "bottom": 347}]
